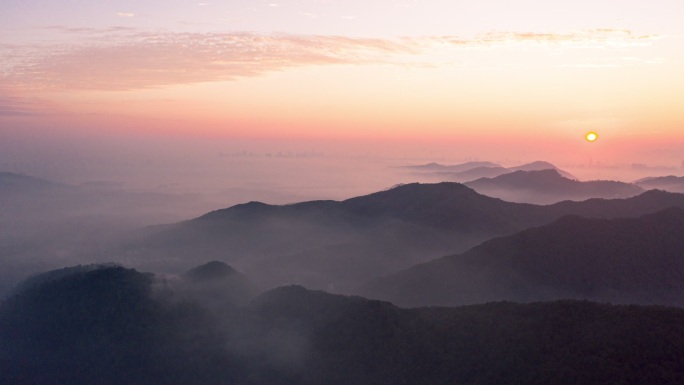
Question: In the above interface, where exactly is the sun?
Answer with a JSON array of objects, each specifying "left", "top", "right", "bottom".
[{"left": 585, "top": 132, "right": 598, "bottom": 142}]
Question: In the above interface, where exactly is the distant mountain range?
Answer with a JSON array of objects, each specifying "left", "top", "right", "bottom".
[
  {"left": 3, "top": 265, "right": 684, "bottom": 385},
  {"left": 403, "top": 160, "right": 576, "bottom": 182},
  {"left": 5, "top": 169, "right": 684, "bottom": 308},
  {"left": 635, "top": 175, "right": 684, "bottom": 193},
  {"left": 124, "top": 182, "right": 549, "bottom": 288},
  {"left": 507, "top": 160, "right": 577, "bottom": 178},
  {"left": 465, "top": 169, "right": 644, "bottom": 204},
  {"left": 121, "top": 182, "right": 684, "bottom": 294},
  {"left": 362, "top": 208, "right": 684, "bottom": 307}
]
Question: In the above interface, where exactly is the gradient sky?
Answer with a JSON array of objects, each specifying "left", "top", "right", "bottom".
[{"left": 2, "top": 0, "right": 684, "bottom": 184}]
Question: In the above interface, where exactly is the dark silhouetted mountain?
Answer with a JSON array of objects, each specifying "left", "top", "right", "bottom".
[
  {"left": 178, "top": 261, "right": 258, "bottom": 307},
  {"left": 4, "top": 271, "right": 684, "bottom": 384},
  {"left": 183, "top": 260, "right": 243, "bottom": 281},
  {"left": 465, "top": 169, "right": 644, "bottom": 204},
  {"left": 0, "top": 265, "right": 243, "bottom": 385},
  {"left": 126, "top": 183, "right": 551, "bottom": 283},
  {"left": 14, "top": 263, "right": 121, "bottom": 292},
  {"left": 124, "top": 184, "right": 684, "bottom": 293},
  {"left": 635, "top": 175, "right": 684, "bottom": 193},
  {"left": 411, "top": 160, "right": 576, "bottom": 182},
  {"left": 249, "top": 286, "right": 684, "bottom": 385},
  {"left": 363, "top": 208, "right": 684, "bottom": 307},
  {"left": 508, "top": 160, "right": 576, "bottom": 179},
  {"left": 338, "top": 182, "right": 539, "bottom": 232},
  {"left": 546, "top": 188, "right": 684, "bottom": 218}
]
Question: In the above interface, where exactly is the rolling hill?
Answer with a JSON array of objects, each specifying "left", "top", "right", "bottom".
[
  {"left": 407, "top": 160, "right": 576, "bottom": 182},
  {"left": 635, "top": 175, "right": 684, "bottom": 193},
  {"left": 2, "top": 266, "right": 684, "bottom": 385},
  {"left": 362, "top": 208, "right": 684, "bottom": 307},
  {"left": 465, "top": 169, "right": 644, "bottom": 204},
  {"left": 121, "top": 183, "right": 684, "bottom": 293}
]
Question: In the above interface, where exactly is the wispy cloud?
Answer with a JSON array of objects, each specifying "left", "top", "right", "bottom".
[
  {"left": 1, "top": 28, "right": 663, "bottom": 92},
  {"left": 117, "top": 12, "right": 135, "bottom": 18},
  {"left": 429, "top": 29, "right": 660, "bottom": 48},
  {"left": 2, "top": 31, "right": 413, "bottom": 91}
]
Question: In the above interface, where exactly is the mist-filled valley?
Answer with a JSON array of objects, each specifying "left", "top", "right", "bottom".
[
  {"left": 4, "top": 264, "right": 684, "bottom": 385},
  {"left": 3, "top": 158, "right": 684, "bottom": 384},
  {"left": 4, "top": 0, "right": 684, "bottom": 381}
]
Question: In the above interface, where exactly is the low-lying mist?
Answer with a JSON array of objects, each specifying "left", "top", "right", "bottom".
[
  {"left": 3, "top": 263, "right": 684, "bottom": 385},
  {"left": 2, "top": 132, "right": 683, "bottom": 298},
  {"left": 0, "top": 146, "right": 421, "bottom": 296}
]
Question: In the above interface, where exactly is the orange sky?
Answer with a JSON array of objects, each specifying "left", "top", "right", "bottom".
[{"left": 1, "top": 0, "right": 684, "bottom": 183}]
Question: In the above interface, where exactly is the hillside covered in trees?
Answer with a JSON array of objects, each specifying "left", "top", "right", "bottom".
[{"left": 2, "top": 265, "right": 684, "bottom": 385}]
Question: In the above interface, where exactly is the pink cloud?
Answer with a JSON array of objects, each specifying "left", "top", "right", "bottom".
[
  {"left": 2, "top": 31, "right": 413, "bottom": 91},
  {"left": 1, "top": 28, "right": 661, "bottom": 92},
  {"left": 434, "top": 29, "right": 659, "bottom": 47}
]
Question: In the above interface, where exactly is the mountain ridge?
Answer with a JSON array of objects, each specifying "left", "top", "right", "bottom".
[
  {"left": 124, "top": 184, "right": 684, "bottom": 292},
  {"left": 465, "top": 169, "right": 644, "bottom": 204},
  {"left": 3, "top": 267, "right": 684, "bottom": 384},
  {"left": 362, "top": 207, "right": 684, "bottom": 307},
  {"left": 405, "top": 160, "right": 576, "bottom": 182}
]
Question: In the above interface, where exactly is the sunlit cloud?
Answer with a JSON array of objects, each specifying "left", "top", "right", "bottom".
[
  {"left": 1, "top": 31, "right": 413, "bottom": 91},
  {"left": 428, "top": 29, "right": 660, "bottom": 49},
  {"left": 1, "top": 28, "right": 663, "bottom": 92},
  {"left": 117, "top": 12, "right": 135, "bottom": 18}
]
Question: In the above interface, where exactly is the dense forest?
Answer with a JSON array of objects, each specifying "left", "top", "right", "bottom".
[{"left": 2, "top": 265, "right": 684, "bottom": 385}]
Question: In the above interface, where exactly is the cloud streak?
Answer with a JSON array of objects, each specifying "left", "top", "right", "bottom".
[
  {"left": 426, "top": 29, "right": 660, "bottom": 48},
  {"left": 1, "top": 28, "right": 661, "bottom": 92},
  {"left": 2, "top": 31, "right": 413, "bottom": 91}
]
